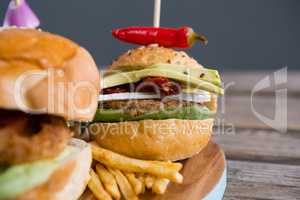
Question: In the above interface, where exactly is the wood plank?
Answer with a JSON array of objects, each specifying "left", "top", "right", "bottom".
[
  {"left": 216, "top": 94, "right": 300, "bottom": 130},
  {"left": 213, "top": 128, "right": 300, "bottom": 164},
  {"left": 222, "top": 70, "right": 300, "bottom": 95},
  {"left": 223, "top": 160, "right": 300, "bottom": 200}
]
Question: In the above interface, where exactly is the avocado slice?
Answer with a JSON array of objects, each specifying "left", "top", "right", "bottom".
[
  {"left": 0, "top": 146, "right": 75, "bottom": 200},
  {"left": 105, "top": 63, "right": 221, "bottom": 87},
  {"left": 103, "top": 68, "right": 223, "bottom": 95},
  {"left": 94, "top": 105, "right": 215, "bottom": 122},
  {"left": 150, "top": 64, "right": 222, "bottom": 86}
]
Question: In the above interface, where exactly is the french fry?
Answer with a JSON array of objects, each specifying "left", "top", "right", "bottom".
[
  {"left": 108, "top": 168, "right": 139, "bottom": 200},
  {"left": 145, "top": 175, "right": 155, "bottom": 189},
  {"left": 136, "top": 174, "right": 146, "bottom": 194},
  {"left": 124, "top": 172, "right": 143, "bottom": 195},
  {"left": 152, "top": 178, "right": 170, "bottom": 194},
  {"left": 88, "top": 169, "right": 113, "bottom": 200},
  {"left": 96, "top": 164, "right": 121, "bottom": 200},
  {"left": 79, "top": 189, "right": 97, "bottom": 200},
  {"left": 90, "top": 142, "right": 183, "bottom": 183}
]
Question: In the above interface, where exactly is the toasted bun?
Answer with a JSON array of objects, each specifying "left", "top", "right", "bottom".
[
  {"left": 109, "top": 46, "right": 203, "bottom": 71},
  {"left": 15, "top": 138, "right": 92, "bottom": 200},
  {"left": 0, "top": 28, "right": 100, "bottom": 121},
  {"left": 90, "top": 119, "right": 213, "bottom": 161}
]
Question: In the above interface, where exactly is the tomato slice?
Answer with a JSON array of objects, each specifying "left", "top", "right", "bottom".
[
  {"left": 102, "top": 84, "right": 129, "bottom": 94},
  {"left": 137, "top": 77, "right": 180, "bottom": 96},
  {"left": 102, "top": 77, "right": 181, "bottom": 96}
]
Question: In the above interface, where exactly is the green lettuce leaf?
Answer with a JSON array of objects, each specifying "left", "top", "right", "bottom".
[{"left": 94, "top": 105, "right": 215, "bottom": 122}]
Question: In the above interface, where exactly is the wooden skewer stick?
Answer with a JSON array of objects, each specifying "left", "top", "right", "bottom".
[
  {"left": 151, "top": 0, "right": 162, "bottom": 47},
  {"left": 153, "top": 0, "right": 161, "bottom": 27}
]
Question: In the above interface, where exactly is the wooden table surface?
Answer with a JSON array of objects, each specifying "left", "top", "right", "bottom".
[{"left": 213, "top": 70, "right": 300, "bottom": 200}]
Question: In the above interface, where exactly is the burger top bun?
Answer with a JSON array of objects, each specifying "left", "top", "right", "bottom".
[
  {"left": 109, "top": 46, "right": 203, "bottom": 71},
  {"left": 0, "top": 28, "right": 100, "bottom": 121}
]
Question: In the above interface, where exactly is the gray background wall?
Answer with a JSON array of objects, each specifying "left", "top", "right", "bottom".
[{"left": 0, "top": 0, "right": 299, "bottom": 70}]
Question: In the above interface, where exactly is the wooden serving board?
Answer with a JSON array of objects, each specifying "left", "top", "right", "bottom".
[{"left": 141, "top": 141, "right": 226, "bottom": 200}]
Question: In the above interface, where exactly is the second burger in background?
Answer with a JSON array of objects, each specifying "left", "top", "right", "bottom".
[{"left": 91, "top": 45, "right": 223, "bottom": 161}]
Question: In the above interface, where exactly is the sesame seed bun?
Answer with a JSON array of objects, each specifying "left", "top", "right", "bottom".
[{"left": 109, "top": 46, "right": 203, "bottom": 71}]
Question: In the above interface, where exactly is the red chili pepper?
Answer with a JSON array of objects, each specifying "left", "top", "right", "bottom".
[{"left": 112, "top": 26, "right": 208, "bottom": 48}]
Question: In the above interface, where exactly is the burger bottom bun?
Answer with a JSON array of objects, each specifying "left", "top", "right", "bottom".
[
  {"left": 15, "top": 138, "right": 92, "bottom": 200},
  {"left": 90, "top": 119, "right": 213, "bottom": 161}
]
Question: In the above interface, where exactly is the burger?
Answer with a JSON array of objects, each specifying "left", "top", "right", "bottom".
[
  {"left": 0, "top": 28, "right": 100, "bottom": 200},
  {"left": 90, "top": 46, "right": 223, "bottom": 161}
]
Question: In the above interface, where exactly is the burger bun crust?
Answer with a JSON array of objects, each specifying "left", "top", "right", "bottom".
[
  {"left": 91, "top": 119, "right": 213, "bottom": 161},
  {"left": 0, "top": 28, "right": 100, "bottom": 121},
  {"left": 109, "top": 46, "right": 203, "bottom": 71}
]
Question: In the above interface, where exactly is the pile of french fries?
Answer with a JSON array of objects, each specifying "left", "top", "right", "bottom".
[{"left": 83, "top": 142, "right": 183, "bottom": 200}]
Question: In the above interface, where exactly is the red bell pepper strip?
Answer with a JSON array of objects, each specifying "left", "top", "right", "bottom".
[{"left": 112, "top": 26, "right": 208, "bottom": 48}]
